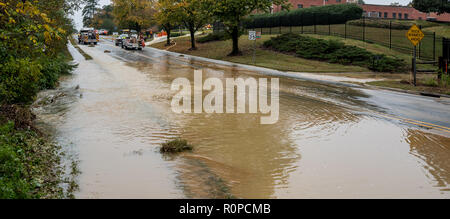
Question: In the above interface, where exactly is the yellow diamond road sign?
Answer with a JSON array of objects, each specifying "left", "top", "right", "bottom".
[{"left": 406, "top": 24, "right": 424, "bottom": 46}]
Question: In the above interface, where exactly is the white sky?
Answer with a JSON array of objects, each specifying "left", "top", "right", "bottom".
[{"left": 71, "top": 0, "right": 412, "bottom": 30}]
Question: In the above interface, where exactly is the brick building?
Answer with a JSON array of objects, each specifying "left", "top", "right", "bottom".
[{"left": 272, "top": 1, "right": 450, "bottom": 22}]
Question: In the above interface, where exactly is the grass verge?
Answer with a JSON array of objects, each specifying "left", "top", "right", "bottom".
[
  {"left": 367, "top": 75, "right": 450, "bottom": 96},
  {"left": 151, "top": 35, "right": 368, "bottom": 73},
  {"left": 69, "top": 37, "right": 93, "bottom": 60},
  {"left": 0, "top": 105, "right": 78, "bottom": 199}
]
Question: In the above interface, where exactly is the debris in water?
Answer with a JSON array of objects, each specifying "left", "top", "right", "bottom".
[
  {"left": 75, "top": 85, "right": 80, "bottom": 90},
  {"left": 160, "top": 138, "right": 193, "bottom": 153}
]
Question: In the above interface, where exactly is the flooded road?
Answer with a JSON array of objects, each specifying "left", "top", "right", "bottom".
[{"left": 34, "top": 38, "right": 450, "bottom": 198}]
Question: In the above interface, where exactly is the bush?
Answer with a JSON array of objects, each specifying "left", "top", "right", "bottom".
[
  {"left": 37, "top": 55, "right": 75, "bottom": 90},
  {"left": 0, "top": 53, "right": 74, "bottom": 105},
  {"left": 0, "top": 58, "right": 42, "bottom": 104},
  {"left": 170, "top": 32, "right": 184, "bottom": 37},
  {"left": 244, "top": 4, "right": 363, "bottom": 29},
  {"left": 160, "top": 138, "right": 193, "bottom": 153},
  {"left": 263, "top": 33, "right": 407, "bottom": 72},
  {"left": 0, "top": 121, "right": 65, "bottom": 199},
  {"left": 196, "top": 31, "right": 231, "bottom": 43}
]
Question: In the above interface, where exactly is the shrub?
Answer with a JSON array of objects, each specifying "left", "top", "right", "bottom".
[
  {"left": 0, "top": 53, "right": 75, "bottom": 105},
  {"left": 244, "top": 4, "right": 363, "bottom": 29},
  {"left": 160, "top": 138, "right": 193, "bottom": 153},
  {"left": 170, "top": 32, "right": 184, "bottom": 37},
  {"left": 0, "top": 121, "right": 66, "bottom": 199},
  {"left": 0, "top": 58, "right": 42, "bottom": 104},
  {"left": 263, "top": 33, "right": 407, "bottom": 72},
  {"left": 38, "top": 55, "right": 75, "bottom": 90},
  {"left": 196, "top": 31, "right": 231, "bottom": 43}
]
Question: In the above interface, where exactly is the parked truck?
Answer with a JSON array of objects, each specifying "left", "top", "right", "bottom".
[
  {"left": 120, "top": 30, "right": 145, "bottom": 50},
  {"left": 78, "top": 28, "right": 99, "bottom": 45}
]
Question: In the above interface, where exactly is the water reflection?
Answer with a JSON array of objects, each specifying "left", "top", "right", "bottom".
[{"left": 406, "top": 129, "right": 450, "bottom": 191}]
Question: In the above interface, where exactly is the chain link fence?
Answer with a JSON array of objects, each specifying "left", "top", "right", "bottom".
[{"left": 215, "top": 17, "right": 443, "bottom": 61}]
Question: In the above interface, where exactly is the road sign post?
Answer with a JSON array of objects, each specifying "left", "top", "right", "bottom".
[
  {"left": 406, "top": 24, "right": 424, "bottom": 86},
  {"left": 249, "top": 31, "right": 261, "bottom": 64}
]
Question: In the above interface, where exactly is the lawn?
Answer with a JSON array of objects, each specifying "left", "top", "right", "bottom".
[
  {"left": 422, "top": 25, "right": 450, "bottom": 38},
  {"left": 252, "top": 22, "right": 443, "bottom": 61},
  {"left": 151, "top": 34, "right": 369, "bottom": 73},
  {"left": 367, "top": 79, "right": 450, "bottom": 96}
]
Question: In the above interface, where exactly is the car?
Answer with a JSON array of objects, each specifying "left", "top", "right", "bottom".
[{"left": 98, "top": 29, "right": 109, "bottom": 35}]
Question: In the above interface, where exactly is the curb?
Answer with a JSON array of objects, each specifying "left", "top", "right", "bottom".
[
  {"left": 364, "top": 84, "right": 450, "bottom": 98},
  {"left": 147, "top": 45, "right": 449, "bottom": 99}
]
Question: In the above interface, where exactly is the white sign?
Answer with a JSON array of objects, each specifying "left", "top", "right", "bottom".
[{"left": 249, "top": 31, "right": 256, "bottom": 41}]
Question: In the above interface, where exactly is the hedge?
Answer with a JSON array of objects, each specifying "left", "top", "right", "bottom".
[
  {"left": 263, "top": 33, "right": 408, "bottom": 72},
  {"left": 196, "top": 32, "right": 231, "bottom": 43},
  {"left": 244, "top": 4, "right": 363, "bottom": 29}
]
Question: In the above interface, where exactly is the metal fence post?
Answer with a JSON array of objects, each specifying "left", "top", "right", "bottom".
[
  {"left": 418, "top": 25, "right": 422, "bottom": 59},
  {"left": 301, "top": 14, "right": 304, "bottom": 34},
  {"left": 362, "top": 16, "right": 365, "bottom": 42},
  {"left": 433, "top": 32, "right": 436, "bottom": 60},
  {"left": 279, "top": 17, "right": 281, "bottom": 34},
  {"left": 389, "top": 20, "right": 392, "bottom": 49},
  {"left": 344, "top": 22, "right": 347, "bottom": 39},
  {"left": 328, "top": 14, "right": 331, "bottom": 35},
  {"left": 314, "top": 14, "right": 316, "bottom": 34}
]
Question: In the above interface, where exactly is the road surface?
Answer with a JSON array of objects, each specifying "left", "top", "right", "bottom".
[{"left": 33, "top": 36, "right": 450, "bottom": 198}]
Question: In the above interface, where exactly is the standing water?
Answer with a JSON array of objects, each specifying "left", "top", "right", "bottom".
[{"left": 33, "top": 40, "right": 450, "bottom": 198}]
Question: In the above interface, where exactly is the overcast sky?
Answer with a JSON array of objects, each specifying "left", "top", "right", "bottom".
[{"left": 71, "top": 0, "right": 413, "bottom": 30}]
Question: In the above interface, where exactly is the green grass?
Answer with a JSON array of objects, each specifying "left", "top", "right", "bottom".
[
  {"left": 422, "top": 26, "right": 450, "bottom": 38},
  {"left": 367, "top": 76, "right": 450, "bottom": 95},
  {"left": 251, "top": 22, "right": 444, "bottom": 61},
  {"left": 0, "top": 120, "right": 67, "bottom": 199},
  {"left": 151, "top": 34, "right": 368, "bottom": 73},
  {"left": 69, "top": 37, "right": 93, "bottom": 60},
  {"left": 300, "top": 34, "right": 437, "bottom": 71}
]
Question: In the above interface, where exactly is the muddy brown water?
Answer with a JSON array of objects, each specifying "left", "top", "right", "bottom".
[{"left": 32, "top": 42, "right": 450, "bottom": 198}]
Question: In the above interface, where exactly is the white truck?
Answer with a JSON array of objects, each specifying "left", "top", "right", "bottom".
[{"left": 121, "top": 32, "right": 145, "bottom": 50}]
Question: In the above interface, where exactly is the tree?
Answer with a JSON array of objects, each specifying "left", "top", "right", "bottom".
[
  {"left": 207, "top": 0, "right": 288, "bottom": 56},
  {"left": 178, "top": 0, "right": 210, "bottom": 50},
  {"left": 82, "top": 0, "right": 99, "bottom": 27},
  {"left": 154, "top": 0, "right": 181, "bottom": 46},
  {"left": 413, "top": 0, "right": 450, "bottom": 14},
  {"left": 0, "top": 0, "right": 77, "bottom": 104},
  {"left": 92, "top": 5, "right": 117, "bottom": 32},
  {"left": 112, "top": 0, "right": 155, "bottom": 32}
]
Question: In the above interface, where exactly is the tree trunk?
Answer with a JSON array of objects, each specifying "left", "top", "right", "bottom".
[
  {"left": 189, "top": 29, "right": 196, "bottom": 50},
  {"left": 229, "top": 25, "right": 240, "bottom": 56},
  {"left": 166, "top": 29, "right": 171, "bottom": 46}
]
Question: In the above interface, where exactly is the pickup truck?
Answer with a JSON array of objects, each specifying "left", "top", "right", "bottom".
[
  {"left": 115, "top": 34, "right": 128, "bottom": 46},
  {"left": 122, "top": 34, "right": 145, "bottom": 50}
]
